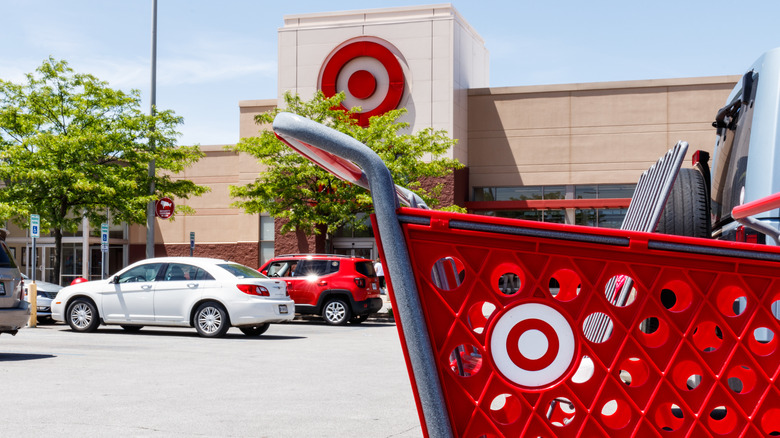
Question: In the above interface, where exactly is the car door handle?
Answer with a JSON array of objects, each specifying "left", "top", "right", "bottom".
[
  {"left": 141, "top": 284, "right": 153, "bottom": 290},
  {"left": 187, "top": 283, "right": 199, "bottom": 288}
]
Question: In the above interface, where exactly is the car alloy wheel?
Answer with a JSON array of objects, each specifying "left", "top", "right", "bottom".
[
  {"left": 194, "top": 302, "right": 230, "bottom": 337},
  {"left": 67, "top": 299, "right": 99, "bottom": 332}
]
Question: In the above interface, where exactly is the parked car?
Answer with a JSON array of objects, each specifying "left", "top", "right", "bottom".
[
  {"left": 259, "top": 254, "right": 382, "bottom": 325},
  {"left": 50, "top": 257, "right": 294, "bottom": 337},
  {"left": 22, "top": 274, "right": 63, "bottom": 324},
  {"left": 0, "top": 230, "right": 29, "bottom": 336}
]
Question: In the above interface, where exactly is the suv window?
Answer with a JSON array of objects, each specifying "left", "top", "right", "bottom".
[
  {"left": 266, "top": 260, "right": 298, "bottom": 277},
  {"left": 711, "top": 71, "right": 758, "bottom": 226},
  {"left": 354, "top": 261, "right": 376, "bottom": 277},
  {"left": 294, "top": 260, "right": 340, "bottom": 277},
  {"left": 0, "top": 241, "right": 16, "bottom": 268}
]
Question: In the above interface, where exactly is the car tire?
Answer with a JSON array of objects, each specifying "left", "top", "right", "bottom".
[
  {"left": 194, "top": 302, "right": 231, "bottom": 338},
  {"left": 323, "top": 298, "right": 351, "bottom": 326},
  {"left": 349, "top": 314, "right": 369, "bottom": 324},
  {"left": 239, "top": 324, "right": 270, "bottom": 336},
  {"left": 66, "top": 298, "right": 100, "bottom": 332},
  {"left": 120, "top": 325, "right": 143, "bottom": 332},
  {"left": 656, "top": 168, "right": 711, "bottom": 238}
]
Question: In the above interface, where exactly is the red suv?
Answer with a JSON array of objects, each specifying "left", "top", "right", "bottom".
[{"left": 258, "top": 254, "right": 382, "bottom": 325}]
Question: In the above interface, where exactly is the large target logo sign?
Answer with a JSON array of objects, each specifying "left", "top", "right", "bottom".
[
  {"left": 488, "top": 301, "right": 578, "bottom": 389},
  {"left": 319, "top": 39, "right": 405, "bottom": 126}
]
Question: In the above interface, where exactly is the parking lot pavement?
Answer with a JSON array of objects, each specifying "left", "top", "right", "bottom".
[{"left": 0, "top": 321, "right": 423, "bottom": 437}]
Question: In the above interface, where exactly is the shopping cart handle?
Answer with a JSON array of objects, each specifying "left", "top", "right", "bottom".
[
  {"left": 731, "top": 192, "right": 780, "bottom": 243},
  {"left": 732, "top": 191, "right": 780, "bottom": 219},
  {"left": 273, "top": 112, "right": 428, "bottom": 209}
]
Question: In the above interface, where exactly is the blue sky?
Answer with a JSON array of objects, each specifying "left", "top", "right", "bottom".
[{"left": 3, "top": 1, "right": 780, "bottom": 146}]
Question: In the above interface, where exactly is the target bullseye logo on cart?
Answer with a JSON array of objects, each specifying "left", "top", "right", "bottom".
[
  {"left": 319, "top": 38, "right": 406, "bottom": 126},
  {"left": 488, "top": 301, "right": 577, "bottom": 389}
]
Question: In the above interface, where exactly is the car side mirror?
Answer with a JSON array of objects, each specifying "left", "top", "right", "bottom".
[{"left": 112, "top": 275, "right": 120, "bottom": 284}]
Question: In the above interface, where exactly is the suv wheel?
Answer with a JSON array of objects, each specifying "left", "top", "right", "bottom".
[
  {"left": 350, "top": 314, "right": 369, "bottom": 324},
  {"left": 323, "top": 298, "right": 351, "bottom": 326},
  {"left": 656, "top": 168, "right": 710, "bottom": 238}
]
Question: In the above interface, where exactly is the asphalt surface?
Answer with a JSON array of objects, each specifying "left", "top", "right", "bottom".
[{"left": 0, "top": 319, "right": 423, "bottom": 437}]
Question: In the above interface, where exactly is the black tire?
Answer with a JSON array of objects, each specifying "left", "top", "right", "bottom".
[
  {"left": 656, "top": 168, "right": 711, "bottom": 238},
  {"left": 239, "top": 324, "right": 270, "bottom": 336},
  {"left": 66, "top": 298, "right": 100, "bottom": 332},
  {"left": 194, "top": 302, "right": 231, "bottom": 338},
  {"left": 349, "top": 314, "right": 369, "bottom": 324},
  {"left": 120, "top": 325, "right": 143, "bottom": 332},
  {"left": 322, "top": 298, "right": 351, "bottom": 326}
]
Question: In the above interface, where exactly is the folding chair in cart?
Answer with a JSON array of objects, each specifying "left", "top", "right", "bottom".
[{"left": 273, "top": 112, "right": 780, "bottom": 438}]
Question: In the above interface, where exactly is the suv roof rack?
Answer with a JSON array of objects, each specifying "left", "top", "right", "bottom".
[{"left": 274, "top": 253, "right": 353, "bottom": 258}]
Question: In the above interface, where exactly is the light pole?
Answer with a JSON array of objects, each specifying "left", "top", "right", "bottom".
[{"left": 146, "top": 0, "right": 157, "bottom": 259}]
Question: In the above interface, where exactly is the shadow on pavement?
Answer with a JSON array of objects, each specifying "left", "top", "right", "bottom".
[{"left": 0, "top": 352, "right": 56, "bottom": 362}]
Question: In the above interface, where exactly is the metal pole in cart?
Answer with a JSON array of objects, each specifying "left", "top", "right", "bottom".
[{"left": 272, "top": 113, "right": 453, "bottom": 438}]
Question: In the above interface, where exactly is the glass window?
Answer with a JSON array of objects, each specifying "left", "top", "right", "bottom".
[
  {"left": 161, "top": 263, "right": 213, "bottom": 281},
  {"left": 265, "top": 260, "right": 297, "bottom": 277},
  {"left": 543, "top": 186, "right": 566, "bottom": 200},
  {"left": 0, "top": 241, "right": 17, "bottom": 268},
  {"left": 295, "top": 260, "right": 340, "bottom": 276},
  {"left": 118, "top": 263, "right": 164, "bottom": 283},
  {"left": 575, "top": 185, "right": 598, "bottom": 199},
  {"left": 354, "top": 261, "right": 376, "bottom": 277},
  {"left": 218, "top": 263, "right": 266, "bottom": 279}
]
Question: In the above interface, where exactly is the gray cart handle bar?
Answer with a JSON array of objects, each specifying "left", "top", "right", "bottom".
[{"left": 272, "top": 112, "right": 453, "bottom": 438}]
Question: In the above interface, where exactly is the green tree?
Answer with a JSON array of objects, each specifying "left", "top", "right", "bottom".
[
  {"left": 0, "top": 57, "right": 208, "bottom": 281},
  {"left": 229, "top": 91, "right": 463, "bottom": 240}
]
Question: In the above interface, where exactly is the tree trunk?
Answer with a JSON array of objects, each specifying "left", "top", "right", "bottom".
[{"left": 53, "top": 228, "right": 62, "bottom": 285}]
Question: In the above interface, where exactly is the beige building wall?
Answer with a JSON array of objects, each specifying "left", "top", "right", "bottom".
[{"left": 467, "top": 76, "right": 739, "bottom": 192}]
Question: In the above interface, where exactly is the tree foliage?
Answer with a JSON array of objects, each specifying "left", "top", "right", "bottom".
[
  {"left": 229, "top": 91, "right": 463, "bottom": 236},
  {"left": 0, "top": 57, "right": 208, "bottom": 279}
]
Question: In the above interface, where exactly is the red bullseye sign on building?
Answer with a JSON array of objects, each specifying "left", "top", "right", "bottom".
[
  {"left": 155, "top": 197, "right": 174, "bottom": 219},
  {"left": 319, "top": 39, "right": 406, "bottom": 126}
]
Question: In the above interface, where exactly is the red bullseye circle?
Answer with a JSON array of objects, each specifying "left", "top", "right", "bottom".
[
  {"left": 348, "top": 70, "right": 377, "bottom": 99},
  {"left": 320, "top": 40, "right": 405, "bottom": 126},
  {"left": 488, "top": 301, "right": 578, "bottom": 389},
  {"left": 505, "top": 319, "right": 560, "bottom": 372}
]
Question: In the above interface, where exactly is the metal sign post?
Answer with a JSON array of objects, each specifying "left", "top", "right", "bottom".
[
  {"left": 101, "top": 223, "right": 109, "bottom": 280},
  {"left": 29, "top": 214, "right": 40, "bottom": 328},
  {"left": 189, "top": 231, "right": 195, "bottom": 257}
]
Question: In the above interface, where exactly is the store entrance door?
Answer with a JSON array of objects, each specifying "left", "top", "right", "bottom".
[
  {"left": 332, "top": 238, "right": 376, "bottom": 260},
  {"left": 26, "top": 244, "right": 57, "bottom": 284}
]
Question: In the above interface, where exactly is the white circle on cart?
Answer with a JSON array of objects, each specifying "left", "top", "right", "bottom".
[
  {"left": 489, "top": 302, "right": 576, "bottom": 388},
  {"left": 518, "top": 329, "right": 548, "bottom": 360}
]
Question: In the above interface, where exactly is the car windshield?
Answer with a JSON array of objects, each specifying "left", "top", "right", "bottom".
[
  {"left": 0, "top": 241, "right": 17, "bottom": 268},
  {"left": 218, "top": 263, "right": 267, "bottom": 279},
  {"left": 355, "top": 261, "right": 376, "bottom": 277}
]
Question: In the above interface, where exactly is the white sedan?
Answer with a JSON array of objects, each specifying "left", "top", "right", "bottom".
[{"left": 51, "top": 257, "right": 294, "bottom": 337}]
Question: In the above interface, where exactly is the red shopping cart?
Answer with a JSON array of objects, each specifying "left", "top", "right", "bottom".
[{"left": 273, "top": 112, "right": 780, "bottom": 438}]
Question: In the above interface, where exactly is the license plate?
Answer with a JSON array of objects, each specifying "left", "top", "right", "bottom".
[{"left": 279, "top": 304, "right": 288, "bottom": 314}]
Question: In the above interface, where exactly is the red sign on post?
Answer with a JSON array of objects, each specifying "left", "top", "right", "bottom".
[{"left": 155, "top": 197, "right": 174, "bottom": 219}]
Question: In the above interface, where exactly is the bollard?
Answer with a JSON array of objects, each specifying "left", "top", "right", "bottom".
[{"left": 29, "top": 282, "right": 37, "bottom": 328}]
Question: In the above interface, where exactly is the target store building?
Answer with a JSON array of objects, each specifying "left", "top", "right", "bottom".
[
  {"left": 10, "top": 3, "right": 737, "bottom": 284},
  {"left": 144, "top": 3, "right": 738, "bottom": 269}
]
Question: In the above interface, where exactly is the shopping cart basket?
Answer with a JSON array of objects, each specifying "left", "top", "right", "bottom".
[{"left": 273, "top": 112, "right": 780, "bottom": 438}]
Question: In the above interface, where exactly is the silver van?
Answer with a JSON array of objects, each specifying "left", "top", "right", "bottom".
[{"left": 0, "top": 230, "right": 29, "bottom": 335}]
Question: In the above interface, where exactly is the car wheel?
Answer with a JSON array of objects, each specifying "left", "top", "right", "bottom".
[
  {"left": 239, "top": 324, "right": 270, "bottom": 336},
  {"left": 66, "top": 298, "right": 100, "bottom": 332},
  {"left": 656, "top": 168, "right": 711, "bottom": 238},
  {"left": 323, "top": 298, "right": 351, "bottom": 326},
  {"left": 120, "top": 325, "right": 143, "bottom": 332},
  {"left": 349, "top": 314, "right": 369, "bottom": 324},
  {"left": 194, "top": 302, "right": 231, "bottom": 338}
]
